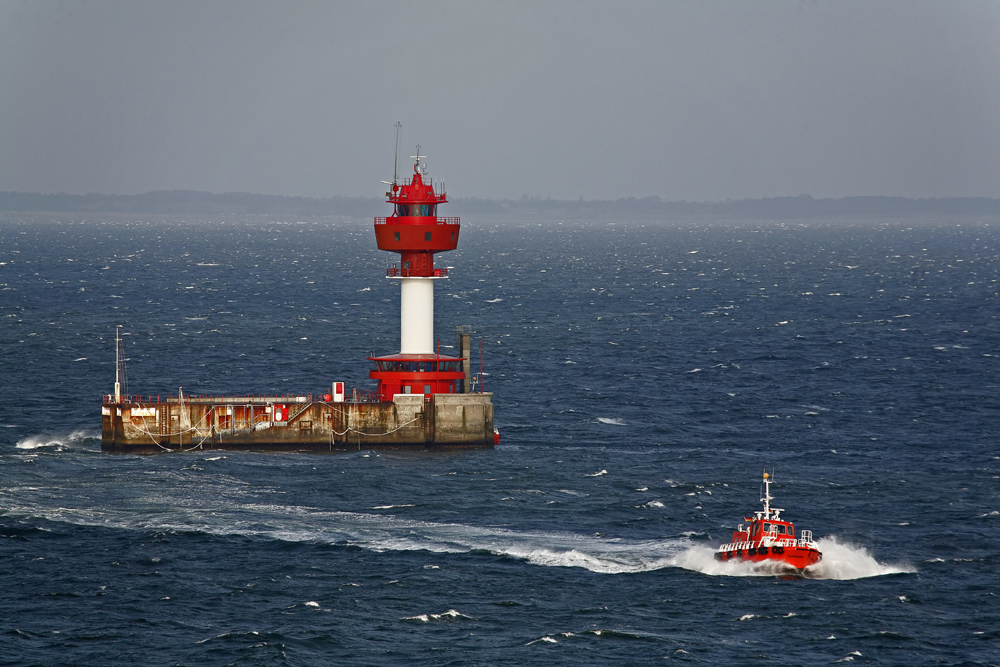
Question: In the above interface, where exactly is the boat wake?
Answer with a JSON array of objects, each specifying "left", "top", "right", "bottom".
[
  {"left": 2, "top": 492, "right": 683, "bottom": 573},
  {"left": 671, "top": 537, "right": 914, "bottom": 580},
  {"left": 2, "top": 479, "right": 910, "bottom": 578}
]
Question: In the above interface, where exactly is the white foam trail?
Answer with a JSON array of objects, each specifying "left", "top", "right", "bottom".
[
  {"left": 670, "top": 537, "right": 913, "bottom": 580},
  {"left": 4, "top": 498, "right": 683, "bottom": 574},
  {"left": 596, "top": 417, "right": 626, "bottom": 425},
  {"left": 806, "top": 537, "right": 915, "bottom": 579}
]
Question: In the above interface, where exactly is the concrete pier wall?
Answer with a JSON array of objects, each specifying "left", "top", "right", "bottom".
[{"left": 102, "top": 393, "right": 495, "bottom": 453}]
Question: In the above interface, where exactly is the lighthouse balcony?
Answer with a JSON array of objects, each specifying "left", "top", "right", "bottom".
[
  {"left": 386, "top": 267, "right": 449, "bottom": 278},
  {"left": 375, "top": 216, "right": 460, "bottom": 225}
]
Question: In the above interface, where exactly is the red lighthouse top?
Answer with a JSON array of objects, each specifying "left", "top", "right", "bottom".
[
  {"left": 374, "top": 147, "right": 460, "bottom": 278},
  {"left": 386, "top": 147, "right": 447, "bottom": 212}
]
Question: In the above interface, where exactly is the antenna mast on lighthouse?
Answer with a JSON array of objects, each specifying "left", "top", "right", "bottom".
[{"left": 392, "top": 121, "right": 401, "bottom": 186}]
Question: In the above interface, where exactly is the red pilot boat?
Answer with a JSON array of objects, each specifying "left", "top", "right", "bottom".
[{"left": 714, "top": 471, "right": 822, "bottom": 573}]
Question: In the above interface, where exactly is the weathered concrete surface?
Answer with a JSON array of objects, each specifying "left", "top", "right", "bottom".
[
  {"left": 432, "top": 394, "right": 495, "bottom": 443},
  {"left": 101, "top": 393, "right": 495, "bottom": 453}
]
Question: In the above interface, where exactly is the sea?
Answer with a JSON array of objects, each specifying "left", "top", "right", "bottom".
[{"left": 0, "top": 214, "right": 997, "bottom": 665}]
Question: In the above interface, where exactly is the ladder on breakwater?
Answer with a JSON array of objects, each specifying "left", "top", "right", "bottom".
[{"left": 286, "top": 402, "right": 313, "bottom": 424}]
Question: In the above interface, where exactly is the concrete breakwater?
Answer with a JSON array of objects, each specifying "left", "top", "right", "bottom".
[{"left": 101, "top": 392, "right": 495, "bottom": 453}]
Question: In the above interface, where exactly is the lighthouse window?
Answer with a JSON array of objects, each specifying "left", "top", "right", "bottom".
[{"left": 396, "top": 204, "right": 437, "bottom": 217}]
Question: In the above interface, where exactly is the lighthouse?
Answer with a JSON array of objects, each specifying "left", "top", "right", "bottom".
[
  {"left": 101, "top": 136, "right": 495, "bottom": 452},
  {"left": 369, "top": 144, "right": 468, "bottom": 401}
]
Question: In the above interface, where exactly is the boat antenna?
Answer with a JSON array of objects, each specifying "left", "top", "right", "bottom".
[
  {"left": 761, "top": 468, "right": 773, "bottom": 520},
  {"left": 393, "top": 122, "right": 402, "bottom": 186}
]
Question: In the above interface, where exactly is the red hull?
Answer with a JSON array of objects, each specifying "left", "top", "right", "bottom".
[{"left": 715, "top": 544, "right": 821, "bottom": 571}]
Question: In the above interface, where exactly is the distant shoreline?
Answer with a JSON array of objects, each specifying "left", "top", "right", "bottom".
[{"left": 1, "top": 190, "right": 999, "bottom": 219}]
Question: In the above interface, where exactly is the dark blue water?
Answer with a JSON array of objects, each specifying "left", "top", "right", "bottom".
[{"left": 1, "top": 216, "right": 998, "bottom": 665}]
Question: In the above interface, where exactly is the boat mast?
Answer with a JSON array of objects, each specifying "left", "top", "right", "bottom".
[{"left": 761, "top": 469, "right": 773, "bottom": 520}]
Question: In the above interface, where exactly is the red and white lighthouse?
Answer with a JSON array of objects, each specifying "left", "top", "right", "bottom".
[{"left": 369, "top": 144, "right": 467, "bottom": 400}]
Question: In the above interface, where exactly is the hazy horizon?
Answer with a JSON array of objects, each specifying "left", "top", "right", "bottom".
[{"left": 2, "top": 1, "right": 999, "bottom": 202}]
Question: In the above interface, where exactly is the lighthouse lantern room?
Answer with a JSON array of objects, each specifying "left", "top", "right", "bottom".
[{"left": 369, "top": 143, "right": 466, "bottom": 401}]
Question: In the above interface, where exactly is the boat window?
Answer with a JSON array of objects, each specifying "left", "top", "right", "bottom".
[
  {"left": 762, "top": 523, "right": 770, "bottom": 533},
  {"left": 774, "top": 524, "right": 785, "bottom": 534}
]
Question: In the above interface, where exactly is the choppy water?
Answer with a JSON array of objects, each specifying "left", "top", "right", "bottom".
[{"left": 1, "top": 216, "right": 998, "bottom": 665}]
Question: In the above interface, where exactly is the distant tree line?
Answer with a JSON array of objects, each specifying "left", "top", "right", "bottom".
[
  {"left": 1, "top": 190, "right": 998, "bottom": 219},
  {"left": 0, "top": 191, "right": 380, "bottom": 217}
]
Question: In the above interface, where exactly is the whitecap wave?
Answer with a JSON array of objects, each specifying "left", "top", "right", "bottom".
[
  {"left": 15, "top": 430, "right": 97, "bottom": 450},
  {"left": 403, "top": 609, "right": 473, "bottom": 622},
  {"left": 595, "top": 417, "right": 626, "bottom": 425}
]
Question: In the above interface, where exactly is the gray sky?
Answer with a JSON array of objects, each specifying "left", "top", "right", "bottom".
[{"left": 2, "top": 1, "right": 998, "bottom": 201}]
